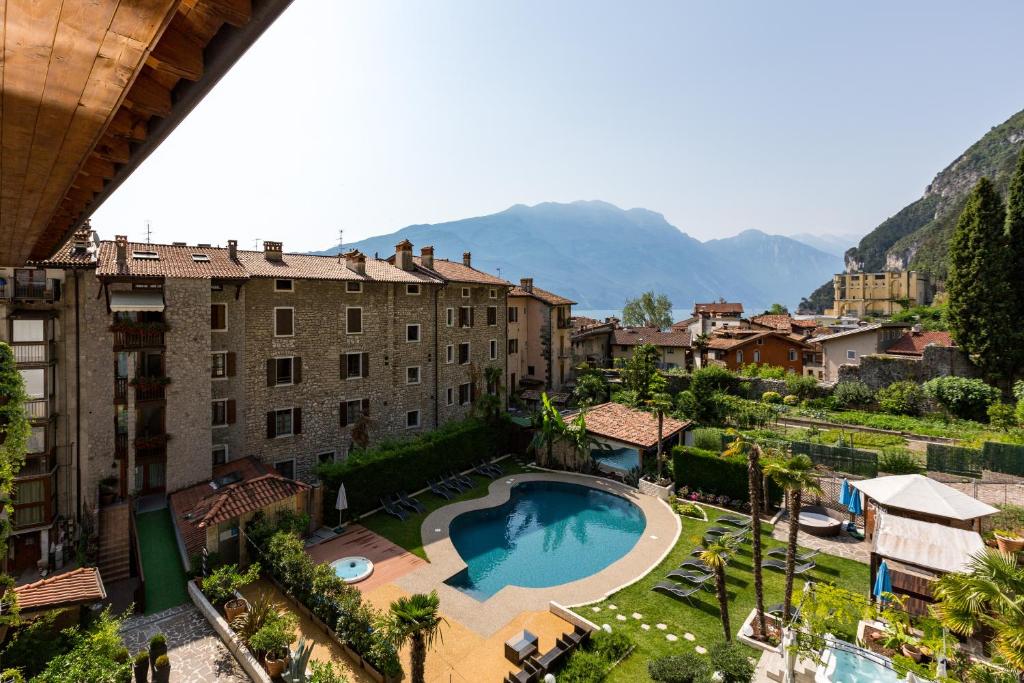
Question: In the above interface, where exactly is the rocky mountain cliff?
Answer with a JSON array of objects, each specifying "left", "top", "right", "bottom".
[
  {"left": 311, "top": 201, "right": 842, "bottom": 312},
  {"left": 803, "top": 108, "right": 1024, "bottom": 312}
]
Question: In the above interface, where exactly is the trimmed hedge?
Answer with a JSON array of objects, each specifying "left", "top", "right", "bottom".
[
  {"left": 926, "top": 443, "right": 982, "bottom": 477},
  {"left": 789, "top": 441, "right": 878, "bottom": 477},
  {"left": 672, "top": 446, "right": 781, "bottom": 506},
  {"left": 317, "top": 417, "right": 515, "bottom": 521},
  {"left": 981, "top": 442, "right": 1024, "bottom": 477}
]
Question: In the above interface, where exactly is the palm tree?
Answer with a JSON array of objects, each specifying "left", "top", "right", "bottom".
[
  {"left": 763, "top": 453, "right": 821, "bottom": 622},
  {"left": 933, "top": 549, "right": 1024, "bottom": 671},
  {"left": 723, "top": 432, "right": 768, "bottom": 640},
  {"left": 699, "top": 533, "right": 741, "bottom": 641},
  {"left": 645, "top": 391, "right": 674, "bottom": 481},
  {"left": 529, "top": 392, "right": 568, "bottom": 467},
  {"left": 383, "top": 591, "right": 447, "bottom": 683}
]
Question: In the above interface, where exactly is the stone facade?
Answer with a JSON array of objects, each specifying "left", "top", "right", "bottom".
[{"left": 837, "top": 345, "right": 982, "bottom": 391}]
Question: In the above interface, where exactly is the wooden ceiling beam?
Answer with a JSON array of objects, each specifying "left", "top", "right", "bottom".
[
  {"left": 82, "top": 157, "right": 117, "bottom": 180},
  {"left": 108, "top": 110, "right": 149, "bottom": 142},
  {"left": 123, "top": 71, "right": 173, "bottom": 118},
  {"left": 147, "top": 18, "right": 204, "bottom": 81},
  {"left": 94, "top": 135, "right": 132, "bottom": 165},
  {"left": 193, "top": 0, "right": 251, "bottom": 28},
  {"left": 73, "top": 174, "right": 106, "bottom": 194},
  {"left": 66, "top": 186, "right": 96, "bottom": 205}
]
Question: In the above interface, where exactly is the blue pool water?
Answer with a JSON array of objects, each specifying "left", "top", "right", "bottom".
[
  {"left": 444, "top": 481, "right": 646, "bottom": 600},
  {"left": 591, "top": 447, "right": 640, "bottom": 473},
  {"left": 822, "top": 648, "right": 901, "bottom": 683}
]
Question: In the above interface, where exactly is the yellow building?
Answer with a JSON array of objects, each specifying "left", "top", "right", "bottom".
[{"left": 827, "top": 271, "right": 930, "bottom": 318}]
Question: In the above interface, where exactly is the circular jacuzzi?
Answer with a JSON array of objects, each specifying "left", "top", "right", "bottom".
[{"left": 331, "top": 556, "right": 374, "bottom": 584}]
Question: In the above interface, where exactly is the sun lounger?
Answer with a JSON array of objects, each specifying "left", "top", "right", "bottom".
[
  {"left": 450, "top": 470, "right": 474, "bottom": 488},
  {"left": 716, "top": 515, "right": 751, "bottom": 528},
  {"left": 482, "top": 459, "right": 504, "bottom": 476},
  {"left": 380, "top": 496, "right": 408, "bottom": 521},
  {"left": 703, "top": 526, "right": 732, "bottom": 536},
  {"left": 445, "top": 472, "right": 472, "bottom": 491},
  {"left": 679, "top": 559, "right": 711, "bottom": 573},
  {"left": 767, "top": 547, "right": 819, "bottom": 563},
  {"left": 667, "top": 569, "right": 714, "bottom": 585},
  {"left": 428, "top": 479, "right": 454, "bottom": 499},
  {"left": 762, "top": 559, "right": 815, "bottom": 574},
  {"left": 474, "top": 462, "right": 498, "bottom": 478},
  {"left": 440, "top": 475, "right": 467, "bottom": 492},
  {"left": 396, "top": 491, "right": 425, "bottom": 513},
  {"left": 652, "top": 581, "right": 701, "bottom": 603}
]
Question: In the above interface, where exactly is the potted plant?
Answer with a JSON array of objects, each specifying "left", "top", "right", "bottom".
[
  {"left": 148, "top": 634, "right": 167, "bottom": 669},
  {"left": 133, "top": 651, "right": 149, "bottom": 683},
  {"left": 250, "top": 615, "right": 296, "bottom": 678},
  {"left": 99, "top": 476, "right": 118, "bottom": 506},
  {"left": 881, "top": 616, "right": 921, "bottom": 662},
  {"left": 994, "top": 529, "right": 1024, "bottom": 553},
  {"left": 200, "top": 563, "right": 259, "bottom": 620},
  {"left": 152, "top": 654, "right": 170, "bottom": 683}
]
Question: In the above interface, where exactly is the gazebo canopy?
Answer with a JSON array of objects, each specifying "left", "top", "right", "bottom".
[
  {"left": 852, "top": 474, "right": 998, "bottom": 521},
  {"left": 874, "top": 509, "right": 984, "bottom": 574}
]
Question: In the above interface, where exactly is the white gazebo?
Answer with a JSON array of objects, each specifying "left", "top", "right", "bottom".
[{"left": 852, "top": 473, "right": 997, "bottom": 539}]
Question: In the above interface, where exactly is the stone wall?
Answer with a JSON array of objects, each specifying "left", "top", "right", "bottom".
[
  {"left": 77, "top": 277, "right": 117, "bottom": 511},
  {"left": 837, "top": 346, "right": 981, "bottom": 390},
  {"left": 211, "top": 284, "right": 246, "bottom": 465}
]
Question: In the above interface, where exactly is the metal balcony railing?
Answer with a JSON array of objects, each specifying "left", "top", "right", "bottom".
[
  {"left": 133, "top": 378, "right": 167, "bottom": 402},
  {"left": 12, "top": 342, "right": 53, "bottom": 364},
  {"left": 24, "top": 399, "right": 49, "bottom": 420},
  {"left": 112, "top": 329, "right": 165, "bottom": 350},
  {"left": 16, "top": 452, "right": 55, "bottom": 479},
  {"left": 115, "top": 433, "right": 129, "bottom": 459},
  {"left": 114, "top": 377, "right": 128, "bottom": 404}
]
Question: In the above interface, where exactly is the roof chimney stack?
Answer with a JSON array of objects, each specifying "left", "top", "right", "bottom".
[
  {"left": 912, "top": 324, "right": 923, "bottom": 335},
  {"left": 71, "top": 222, "right": 92, "bottom": 254},
  {"left": 263, "top": 240, "right": 283, "bottom": 262},
  {"left": 228, "top": 239, "right": 238, "bottom": 261},
  {"left": 343, "top": 249, "right": 366, "bottom": 275},
  {"left": 420, "top": 245, "right": 434, "bottom": 270},
  {"left": 520, "top": 277, "right": 533, "bottom": 293},
  {"left": 462, "top": 251, "right": 472, "bottom": 268},
  {"left": 395, "top": 239, "right": 413, "bottom": 271},
  {"left": 115, "top": 235, "right": 128, "bottom": 268}
]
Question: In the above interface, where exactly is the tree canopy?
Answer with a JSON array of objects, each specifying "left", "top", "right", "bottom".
[{"left": 622, "top": 291, "right": 673, "bottom": 329}]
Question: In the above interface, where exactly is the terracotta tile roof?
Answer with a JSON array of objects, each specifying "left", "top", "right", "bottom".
[
  {"left": 94, "top": 241, "right": 250, "bottom": 279},
  {"left": 750, "top": 314, "right": 793, "bottom": 331},
  {"left": 169, "top": 458, "right": 309, "bottom": 557},
  {"left": 811, "top": 323, "right": 911, "bottom": 343},
  {"left": 707, "top": 330, "right": 807, "bottom": 350},
  {"left": 572, "top": 316, "right": 601, "bottom": 329},
  {"left": 238, "top": 250, "right": 437, "bottom": 283},
  {"left": 14, "top": 567, "right": 106, "bottom": 612},
  {"left": 612, "top": 327, "right": 691, "bottom": 348},
  {"left": 410, "top": 257, "right": 510, "bottom": 286},
  {"left": 671, "top": 317, "right": 697, "bottom": 330},
  {"left": 568, "top": 402, "right": 690, "bottom": 449},
  {"left": 509, "top": 285, "right": 576, "bottom": 306},
  {"left": 34, "top": 240, "right": 98, "bottom": 269},
  {"left": 886, "top": 331, "right": 955, "bottom": 356},
  {"left": 694, "top": 302, "right": 743, "bottom": 315}
]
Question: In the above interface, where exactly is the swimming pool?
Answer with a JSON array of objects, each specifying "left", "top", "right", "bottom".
[
  {"left": 591, "top": 447, "right": 640, "bottom": 474},
  {"left": 817, "top": 644, "right": 901, "bottom": 683},
  {"left": 444, "top": 481, "right": 646, "bottom": 600}
]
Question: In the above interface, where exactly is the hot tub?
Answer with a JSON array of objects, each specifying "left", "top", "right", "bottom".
[
  {"left": 797, "top": 505, "right": 844, "bottom": 537},
  {"left": 331, "top": 556, "right": 374, "bottom": 584}
]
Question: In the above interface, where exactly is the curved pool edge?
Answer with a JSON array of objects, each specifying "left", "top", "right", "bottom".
[{"left": 395, "top": 470, "right": 680, "bottom": 637}]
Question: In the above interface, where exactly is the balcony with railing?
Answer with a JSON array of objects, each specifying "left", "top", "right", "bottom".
[
  {"left": 24, "top": 398, "right": 52, "bottom": 421},
  {"left": 16, "top": 451, "right": 56, "bottom": 479},
  {"left": 115, "top": 432, "right": 129, "bottom": 460},
  {"left": 132, "top": 377, "right": 169, "bottom": 402},
  {"left": 114, "top": 377, "right": 128, "bottom": 404},
  {"left": 556, "top": 317, "right": 572, "bottom": 329},
  {"left": 134, "top": 433, "right": 169, "bottom": 460},
  {"left": 12, "top": 341, "right": 55, "bottom": 365},
  {"left": 0, "top": 281, "right": 59, "bottom": 303},
  {"left": 111, "top": 323, "right": 167, "bottom": 350},
  {"left": 11, "top": 471, "right": 56, "bottom": 530}
]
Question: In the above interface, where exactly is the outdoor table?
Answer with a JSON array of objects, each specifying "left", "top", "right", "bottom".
[{"left": 504, "top": 629, "right": 539, "bottom": 664}]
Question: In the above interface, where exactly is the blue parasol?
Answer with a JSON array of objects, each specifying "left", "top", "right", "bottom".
[
  {"left": 847, "top": 489, "right": 863, "bottom": 516},
  {"left": 873, "top": 560, "right": 892, "bottom": 601},
  {"left": 839, "top": 478, "right": 851, "bottom": 507}
]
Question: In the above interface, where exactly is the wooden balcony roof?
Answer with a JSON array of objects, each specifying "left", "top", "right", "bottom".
[{"left": 1, "top": 0, "right": 293, "bottom": 265}]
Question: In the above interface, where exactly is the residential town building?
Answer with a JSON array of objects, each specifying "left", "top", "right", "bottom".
[
  {"left": 706, "top": 329, "right": 810, "bottom": 374},
  {"left": 884, "top": 329, "right": 955, "bottom": 358},
  {"left": 826, "top": 270, "right": 931, "bottom": 318},
  {"left": 609, "top": 327, "right": 691, "bottom": 369},
  {"left": 0, "top": 229, "right": 510, "bottom": 574},
  {"left": 750, "top": 314, "right": 819, "bottom": 339},
  {"left": 682, "top": 301, "right": 745, "bottom": 337},
  {"left": 811, "top": 322, "right": 911, "bottom": 381},
  {"left": 506, "top": 278, "right": 575, "bottom": 395},
  {"left": 570, "top": 318, "right": 619, "bottom": 368}
]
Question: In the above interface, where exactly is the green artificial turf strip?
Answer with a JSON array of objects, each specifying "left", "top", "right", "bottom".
[
  {"left": 602, "top": 512, "right": 870, "bottom": 681},
  {"left": 360, "top": 461, "right": 531, "bottom": 560},
  {"left": 135, "top": 508, "right": 190, "bottom": 614}
]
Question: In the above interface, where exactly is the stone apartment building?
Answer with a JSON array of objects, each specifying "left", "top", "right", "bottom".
[
  {"left": 507, "top": 278, "right": 575, "bottom": 396},
  {"left": 1, "top": 229, "right": 509, "bottom": 573}
]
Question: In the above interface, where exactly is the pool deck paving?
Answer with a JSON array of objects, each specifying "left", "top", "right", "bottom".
[
  {"left": 395, "top": 470, "right": 681, "bottom": 636},
  {"left": 306, "top": 523, "right": 427, "bottom": 594},
  {"left": 771, "top": 518, "right": 870, "bottom": 564},
  {"left": 753, "top": 648, "right": 818, "bottom": 682}
]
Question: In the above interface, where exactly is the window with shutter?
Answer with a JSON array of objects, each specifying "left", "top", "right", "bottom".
[
  {"left": 227, "top": 400, "right": 236, "bottom": 424},
  {"left": 266, "top": 359, "right": 276, "bottom": 386},
  {"left": 345, "top": 353, "right": 363, "bottom": 378},
  {"left": 211, "top": 352, "right": 227, "bottom": 378},
  {"left": 274, "top": 307, "right": 294, "bottom": 336},
  {"left": 406, "top": 324, "right": 420, "bottom": 342},
  {"left": 212, "top": 400, "right": 227, "bottom": 426},
  {"left": 293, "top": 407, "right": 302, "bottom": 434},
  {"left": 346, "top": 307, "right": 362, "bottom": 334},
  {"left": 227, "top": 352, "right": 236, "bottom": 377},
  {"left": 487, "top": 306, "right": 497, "bottom": 326},
  {"left": 211, "top": 304, "right": 227, "bottom": 331},
  {"left": 458, "top": 343, "right": 470, "bottom": 365},
  {"left": 294, "top": 357, "right": 302, "bottom": 384}
]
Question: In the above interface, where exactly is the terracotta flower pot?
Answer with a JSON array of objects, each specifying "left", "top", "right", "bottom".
[
  {"left": 264, "top": 654, "right": 286, "bottom": 678},
  {"left": 901, "top": 643, "right": 922, "bottom": 663},
  {"left": 996, "top": 534, "right": 1024, "bottom": 553},
  {"left": 224, "top": 598, "right": 248, "bottom": 622}
]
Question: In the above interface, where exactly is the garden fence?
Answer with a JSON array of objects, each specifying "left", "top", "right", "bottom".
[
  {"left": 926, "top": 442, "right": 1024, "bottom": 478},
  {"left": 981, "top": 442, "right": 1024, "bottom": 478},
  {"left": 789, "top": 441, "right": 878, "bottom": 478}
]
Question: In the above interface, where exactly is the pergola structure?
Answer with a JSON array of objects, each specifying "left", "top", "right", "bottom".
[{"left": 1, "top": 0, "right": 294, "bottom": 265}]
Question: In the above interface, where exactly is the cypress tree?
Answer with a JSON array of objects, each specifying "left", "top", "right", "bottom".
[
  {"left": 1004, "top": 147, "right": 1024, "bottom": 379},
  {"left": 947, "top": 177, "right": 1011, "bottom": 378}
]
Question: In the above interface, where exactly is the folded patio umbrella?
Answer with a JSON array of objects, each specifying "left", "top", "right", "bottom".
[
  {"left": 873, "top": 560, "right": 892, "bottom": 602},
  {"left": 335, "top": 483, "right": 348, "bottom": 512},
  {"left": 847, "top": 489, "right": 863, "bottom": 517},
  {"left": 839, "top": 478, "right": 851, "bottom": 507}
]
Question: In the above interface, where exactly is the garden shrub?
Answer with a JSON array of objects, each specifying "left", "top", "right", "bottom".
[
  {"left": 923, "top": 377, "right": 1000, "bottom": 421},
  {"left": 691, "top": 427, "right": 723, "bottom": 452},
  {"left": 783, "top": 394, "right": 799, "bottom": 406},
  {"left": 674, "top": 390, "right": 700, "bottom": 421},
  {"left": 672, "top": 446, "right": 781, "bottom": 506},
  {"left": 590, "top": 630, "right": 633, "bottom": 662},
  {"left": 707, "top": 641, "right": 756, "bottom": 682},
  {"left": 200, "top": 563, "right": 260, "bottom": 607},
  {"left": 559, "top": 650, "right": 608, "bottom": 683},
  {"left": 876, "top": 381, "right": 926, "bottom": 416},
  {"left": 987, "top": 504, "right": 1024, "bottom": 536},
  {"left": 831, "top": 381, "right": 874, "bottom": 409},
  {"left": 987, "top": 402, "right": 1018, "bottom": 431},
  {"left": 33, "top": 608, "right": 131, "bottom": 683},
  {"left": 611, "top": 389, "right": 640, "bottom": 407},
  {"left": 878, "top": 447, "right": 922, "bottom": 474},
  {"left": 674, "top": 502, "right": 703, "bottom": 518},
  {"left": 317, "top": 417, "right": 512, "bottom": 518},
  {"left": 689, "top": 365, "right": 738, "bottom": 398},
  {"left": 784, "top": 373, "right": 819, "bottom": 400},
  {"left": 761, "top": 391, "right": 782, "bottom": 404},
  {"left": 739, "top": 363, "right": 786, "bottom": 379},
  {"left": 716, "top": 394, "right": 778, "bottom": 429},
  {"left": 648, "top": 652, "right": 711, "bottom": 683},
  {"left": 0, "top": 611, "right": 72, "bottom": 678}
]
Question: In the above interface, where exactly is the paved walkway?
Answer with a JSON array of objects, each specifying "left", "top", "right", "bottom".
[
  {"left": 122, "top": 604, "right": 249, "bottom": 682},
  {"left": 772, "top": 518, "right": 870, "bottom": 564},
  {"left": 753, "top": 648, "right": 817, "bottom": 683}
]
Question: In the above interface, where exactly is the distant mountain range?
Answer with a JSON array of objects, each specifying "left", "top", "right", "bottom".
[
  {"left": 802, "top": 107, "right": 1024, "bottom": 312},
  {"left": 310, "top": 200, "right": 844, "bottom": 312},
  {"left": 785, "top": 232, "right": 860, "bottom": 257}
]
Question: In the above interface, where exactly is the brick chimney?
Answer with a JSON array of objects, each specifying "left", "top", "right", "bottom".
[
  {"left": 395, "top": 239, "right": 413, "bottom": 271},
  {"left": 520, "top": 277, "right": 533, "bottom": 293},
  {"left": 263, "top": 240, "right": 283, "bottom": 262},
  {"left": 115, "top": 235, "right": 128, "bottom": 268},
  {"left": 228, "top": 239, "right": 238, "bottom": 261},
  {"left": 343, "top": 249, "right": 366, "bottom": 275},
  {"left": 462, "top": 251, "right": 472, "bottom": 267},
  {"left": 71, "top": 223, "right": 92, "bottom": 254},
  {"left": 420, "top": 245, "right": 434, "bottom": 270}
]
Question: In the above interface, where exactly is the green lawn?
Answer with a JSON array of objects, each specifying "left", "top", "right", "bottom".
[
  {"left": 135, "top": 508, "right": 189, "bottom": 614},
  {"left": 600, "top": 511, "right": 870, "bottom": 681},
  {"left": 360, "top": 461, "right": 531, "bottom": 559}
]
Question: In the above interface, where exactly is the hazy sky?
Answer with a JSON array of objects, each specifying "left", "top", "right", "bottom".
[{"left": 93, "top": 1, "right": 1024, "bottom": 251}]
